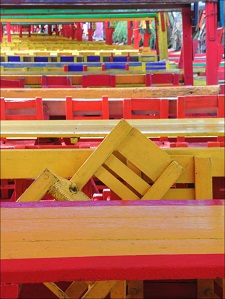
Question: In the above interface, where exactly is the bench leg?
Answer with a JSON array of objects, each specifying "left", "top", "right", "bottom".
[
  {"left": 198, "top": 279, "right": 222, "bottom": 299},
  {"left": 127, "top": 281, "right": 144, "bottom": 299},
  {"left": 0, "top": 283, "right": 19, "bottom": 299}
]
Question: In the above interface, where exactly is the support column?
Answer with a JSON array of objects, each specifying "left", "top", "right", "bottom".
[
  {"left": 76, "top": 23, "right": 83, "bottom": 41},
  {"left": 157, "top": 12, "right": 168, "bottom": 60},
  {"left": 206, "top": 1, "right": 218, "bottom": 85},
  {"left": 143, "top": 21, "right": 151, "bottom": 47},
  {"left": 48, "top": 24, "right": 52, "bottom": 36},
  {"left": 0, "top": 23, "right": 3, "bottom": 42},
  {"left": 88, "top": 23, "right": 94, "bottom": 41},
  {"left": 182, "top": 6, "right": 194, "bottom": 85},
  {"left": 127, "top": 21, "right": 133, "bottom": 45},
  {"left": 105, "top": 22, "right": 114, "bottom": 45},
  {"left": 133, "top": 21, "right": 142, "bottom": 50},
  {"left": 6, "top": 22, "right": 11, "bottom": 42},
  {"left": 28, "top": 25, "right": 31, "bottom": 38}
]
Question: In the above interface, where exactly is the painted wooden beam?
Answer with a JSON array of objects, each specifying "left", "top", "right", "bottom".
[
  {"left": 1, "top": 147, "right": 224, "bottom": 179},
  {"left": 1, "top": 119, "right": 224, "bottom": 138},
  {"left": 0, "top": 85, "right": 220, "bottom": 99}
]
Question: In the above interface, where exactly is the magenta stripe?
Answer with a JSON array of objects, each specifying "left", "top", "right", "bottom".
[{"left": 0, "top": 199, "right": 224, "bottom": 209}]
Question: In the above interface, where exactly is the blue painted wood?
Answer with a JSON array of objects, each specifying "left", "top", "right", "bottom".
[
  {"left": 8, "top": 56, "right": 20, "bottom": 62},
  {"left": 34, "top": 56, "right": 49, "bottom": 62},
  {"left": 60, "top": 56, "right": 74, "bottom": 62},
  {"left": 87, "top": 56, "right": 100, "bottom": 62}
]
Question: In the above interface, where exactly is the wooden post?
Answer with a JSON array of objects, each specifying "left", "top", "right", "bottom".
[
  {"left": 0, "top": 22, "right": 3, "bottom": 42},
  {"left": 6, "top": 22, "right": 11, "bottom": 42},
  {"left": 182, "top": 6, "right": 194, "bottom": 85},
  {"left": 48, "top": 24, "right": 52, "bottom": 36},
  {"left": 206, "top": 1, "right": 218, "bottom": 85},
  {"left": 127, "top": 21, "right": 133, "bottom": 45},
  {"left": 157, "top": 12, "right": 168, "bottom": 60},
  {"left": 133, "top": 21, "right": 141, "bottom": 49}
]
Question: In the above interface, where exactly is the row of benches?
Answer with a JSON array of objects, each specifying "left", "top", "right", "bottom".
[
  {"left": 1, "top": 73, "right": 182, "bottom": 88},
  {"left": 1, "top": 95, "right": 224, "bottom": 121},
  {"left": 0, "top": 61, "right": 168, "bottom": 74}
]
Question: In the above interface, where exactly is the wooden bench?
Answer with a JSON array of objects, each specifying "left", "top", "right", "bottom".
[
  {"left": 0, "top": 78, "right": 24, "bottom": 88},
  {"left": 146, "top": 73, "right": 180, "bottom": 87},
  {"left": 82, "top": 74, "right": 116, "bottom": 88},
  {"left": 1, "top": 200, "right": 224, "bottom": 298}
]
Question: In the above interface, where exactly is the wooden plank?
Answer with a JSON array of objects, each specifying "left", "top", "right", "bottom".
[
  {"left": 43, "top": 282, "right": 69, "bottom": 299},
  {"left": 117, "top": 127, "right": 172, "bottom": 182},
  {"left": 197, "top": 279, "right": 218, "bottom": 299},
  {"left": 1, "top": 119, "right": 224, "bottom": 138},
  {"left": 81, "top": 281, "right": 118, "bottom": 299},
  {"left": 65, "top": 282, "right": 88, "bottom": 299},
  {"left": 16, "top": 168, "right": 57, "bottom": 202},
  {"left": 95, "top": 165, "right": 140, "bottom": 200},
  {"left": 70, "top": 120, "right": 133, "bottom": 189},
  {"left": 110, "top": 281, "right": 126, "bottom": 299},
  {"left": 195, "top": 156, "right": 213, "bottom": 200},
  {"left": 141, "top": 161, "right": 184, "bottom": 200},
  {"left": 0, "top": 85, "right": 220, "bottom": 99},
  {"left": 104, "top": 154, "right": 150, "bottom": 196},
  {"left": 127, "top": 281, "right": 143, "bottom": 299},
  {"left": 1, "top": 148, "right": 224, "bottom": 179},
  {"left": 1, "top": 203, "right": 224, "bottom": 260}
]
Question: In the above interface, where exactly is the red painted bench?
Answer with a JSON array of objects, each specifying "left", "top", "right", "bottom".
[
  {"left": 41, "top": 75, "right": 73, "bottom": 88},
  {"left": 146, "top": 73, "right": 180, "bottom": 87},
  {"left": 65, "top": 95, "right": 109, "bottom": 120},
  {"left": 123, "top": 98, "right": 169, "bottom": 119},
  {"left": 0, "top": 200, "right": 224, "bottom": 299},
  {"left": 82, "top": 74, "right": 116, "bottom": 88},
  {"left": 0, "top": 78, "right": 24, "bottom": 88}
]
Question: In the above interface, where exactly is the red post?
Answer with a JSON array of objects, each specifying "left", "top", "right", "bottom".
[
  {"left": 28, "top": 25, "right": 31, "bottom": 37},
  {"left": 0, "top": 23, "right": 3, "bottom": 42},
  {"left": 206, "top": 1, "right": 218, "bottom": 85},
  {"left": 105, "top": 22, "right": 114, "bottom": 45},
  {"left": 48, "top": 25, "right": 52, "bottom": 36},
  {"left": 6, "top": 22, "right": 11, "bottom": 42},
  {"left": 182, "top": 6, "right": 194, "bottom": 85},
  {"left": 76, "top": 23, "right": 83, "bottom": 41},
  {"left": 127, "top": 21, "right": 133, "bottom": 45},
  {"left": 133, "top": 21, "right": 141, "bottom": 49}
]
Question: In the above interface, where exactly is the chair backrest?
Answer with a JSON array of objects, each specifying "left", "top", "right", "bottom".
[
  {"left": 41, "top": 75, "right": 72, "bottom": 87},
  {"left": 82, "top": 74, "right": 116, "bottom": 88},
  {"left": 0, "top": 78, "right": 24, "bottom": 88},
  {"left": 0, "top": 97, "right": 44, "bottom": 120},
  {"left": 123, "top": 98, "right": 169, "bottom": 119},
  {"left": 177, "top": 95, "right": 224, "bottom": 118},
  {"left": 146, "top": 73, "right": 179, "bottom": 87},
  {"left": 65, "top": 96, "right": 109, "bottom": 120}
]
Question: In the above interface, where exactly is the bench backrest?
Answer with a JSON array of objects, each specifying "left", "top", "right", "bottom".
[
  {"left": 65, "top": 95, "right": 109, "bottom": 120},
  {"left": 177, "top": 95, "right": 224, "bottom": 118},
  {"left": 0, "top": 97, "right": 44, "bottom": 120},
  {"left": 123, "top": 98, "right": 169, "bottom": 119},
  {"left": 82, "top": 74, "right": 116, "bottom": 88}
]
